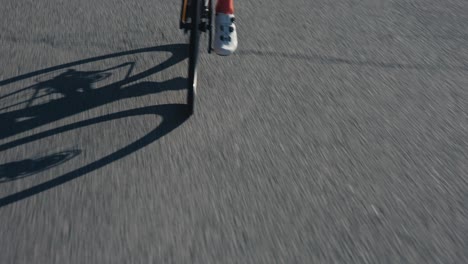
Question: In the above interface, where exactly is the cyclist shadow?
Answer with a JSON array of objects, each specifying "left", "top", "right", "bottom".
[{"left": 0, "top": 44, "right": 190, "bottom": 207}]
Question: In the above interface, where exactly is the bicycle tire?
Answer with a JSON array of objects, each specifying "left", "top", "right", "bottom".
[{"left": 187, "top": 0, "right": 202, "bottom": 115}]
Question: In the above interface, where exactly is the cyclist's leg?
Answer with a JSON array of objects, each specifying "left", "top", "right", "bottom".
[
  {"left": 214, "top": 0, "right": 238, "bottom": 56},
  {"left": 216, "top": 0, "right": 234, "bottom": 14}
]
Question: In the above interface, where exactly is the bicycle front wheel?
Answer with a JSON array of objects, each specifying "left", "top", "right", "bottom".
[{"left": 187, "top": 0, "right": 202, "bottom": 115}]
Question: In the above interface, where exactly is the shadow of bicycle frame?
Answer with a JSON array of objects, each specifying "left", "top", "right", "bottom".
[{"left": 0, "top": 44, "right": 190, "bottom": 207}]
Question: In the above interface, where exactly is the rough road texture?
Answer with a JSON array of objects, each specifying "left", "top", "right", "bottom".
[{"left": 1, "top": 0, "right": 467, "bottom": 263}]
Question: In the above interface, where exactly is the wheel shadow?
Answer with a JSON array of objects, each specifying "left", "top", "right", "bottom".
[
  {"left": 0, "top": 44, "right": 190, "bottom": 207},
  {"left": 0, "top": 150, "right": 81, "bottom": 183}
]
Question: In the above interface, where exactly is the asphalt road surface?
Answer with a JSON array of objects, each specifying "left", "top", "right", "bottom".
[{"left": 1, "top": 0, "right": 467, "bottom": 263}]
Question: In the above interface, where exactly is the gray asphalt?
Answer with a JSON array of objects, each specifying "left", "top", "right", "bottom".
[{"left": 1, "top": 0, "right": 468, "bottom": 263}]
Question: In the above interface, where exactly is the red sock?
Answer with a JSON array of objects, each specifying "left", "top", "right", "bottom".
[{"left": 216, "top": 0, "right": 234, "bottom": 15}]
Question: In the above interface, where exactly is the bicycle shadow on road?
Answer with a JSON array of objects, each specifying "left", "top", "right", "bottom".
[
  {"left": 0, "top": 44, "right": 190, "bottom": 140},
  {"left": 0, "top": 44, "right": 190, "bottom": 207}
]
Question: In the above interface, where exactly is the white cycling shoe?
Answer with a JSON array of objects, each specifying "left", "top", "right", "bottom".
[{"left": 213, "top": 13, "right": 238, "bottom": 56}]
